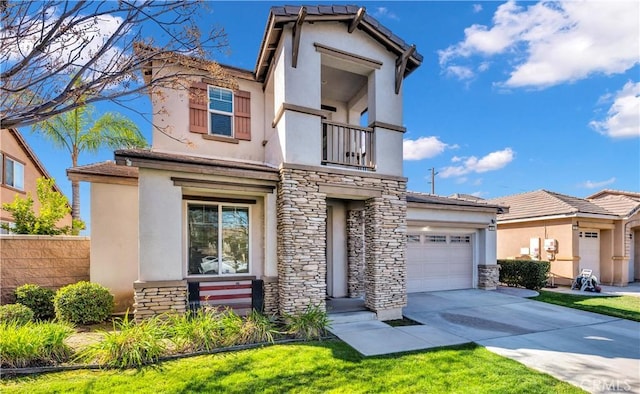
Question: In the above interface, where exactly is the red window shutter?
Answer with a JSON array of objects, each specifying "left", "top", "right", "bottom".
[
  {"left": 189, "top": 82, "right": 208, "bottom": 134},
  {"left": 234, "top": 90, "right": 251, "bottom": 141}
]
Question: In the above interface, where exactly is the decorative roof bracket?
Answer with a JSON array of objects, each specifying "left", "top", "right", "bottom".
[
  {"left": 348, "top": 7, "right": 366, "bottom": 33},
  {"left": 395, "top": 44, "right": 416, "bottom": 94},
  {"left": 291, "top": 6, "right": 307, "bottom": 68}
]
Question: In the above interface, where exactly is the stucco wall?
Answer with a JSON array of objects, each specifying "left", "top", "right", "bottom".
[
  {"left": 0, "top": 235, "right": 90, "bottom": 304},
  {"left": 90, "top": 182, "right": 138, "bottom": 313}
]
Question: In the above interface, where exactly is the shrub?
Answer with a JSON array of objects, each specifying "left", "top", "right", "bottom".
[
  {"left": 15, "top": 284, "right": 55, "bottom": 320},
  {"left": 164, "top": 309, "right": 224, "bottom": 353},
  {"left": 0, "top": 321, "right": 73, "bottom": 368},
  {"left": 78, "top": 314, "right": 166, "bottom": 369},
  {"left": 283, "top": 304, "right": 330, "bottom": 341},
  {"left": 239, "top": 310, "right": 279, "bottom": 344},
  {"left": 0, "top": 303, "right": 34, "bottom": 325},
  {"left": 498, "top": 259, "right": 550, "bottom": 290},
  {"left": 54, "top": 281, "right": 114, "bottom": 324}
]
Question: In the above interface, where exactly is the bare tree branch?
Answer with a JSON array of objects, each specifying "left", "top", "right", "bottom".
[{"left": 1, "top": 0, "right": 233, "bottom": 135}]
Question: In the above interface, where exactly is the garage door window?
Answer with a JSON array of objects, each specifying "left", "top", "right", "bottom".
[
  {"left": 580, "top": 232, "right": 598, "bottom": 238},
  {"left": 407, "top": 235, "right": 421, "bottom": 244},
  {"left": 450, "top": 235, "right": 471, "bottom": 243},
  {"left": 426, "top": 235, "right": 447, "bottom": 243}
]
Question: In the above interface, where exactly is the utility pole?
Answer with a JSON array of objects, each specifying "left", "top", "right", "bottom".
[{"left": 428, "top": 167, "right": 438, "bottom": 194}]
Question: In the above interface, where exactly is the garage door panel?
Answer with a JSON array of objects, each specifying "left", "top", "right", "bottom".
[{"left": 407, "top": 233, "right": 473, "bottom": 293}]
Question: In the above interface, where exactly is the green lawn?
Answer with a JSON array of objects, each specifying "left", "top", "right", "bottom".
[
  {"left": 1, "top": 341, "right": 583, "bottom": 393},
  {"left": 533, "top": 291, "right": 640, "bottom": 321}
]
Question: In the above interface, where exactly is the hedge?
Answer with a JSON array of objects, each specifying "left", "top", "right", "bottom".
[{"left": 498, "top": 259, "right": 550, "bottom": 290}]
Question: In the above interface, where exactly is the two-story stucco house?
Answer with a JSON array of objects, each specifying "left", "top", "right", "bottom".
[{"left": 70, "top": 5, "right": 504, "bottom": 320}]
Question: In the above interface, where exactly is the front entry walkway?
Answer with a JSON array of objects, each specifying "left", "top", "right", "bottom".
[{"left": 329, "top": 289, "right": 639, "bottom": 394}]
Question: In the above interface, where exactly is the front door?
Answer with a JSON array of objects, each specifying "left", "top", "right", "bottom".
[{"left": 326, "top": 201, "right": 348, "bottom": 298}]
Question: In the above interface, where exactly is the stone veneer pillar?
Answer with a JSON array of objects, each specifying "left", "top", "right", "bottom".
[
  {"left": 477, "top": 265, "right": 500, "bottom": 290},
  {"left": 262, "top": 277, "right": 279, "bottom": 315},
  {"left": 133, "top": 280, "right": 187, "bottom": 321},
  {"left": 364, "top": 179, "right": 407, "bottom": 320},
  {"left": 277, "top": 168, "right": 327, "bottom": 314},
  {"left": 347, "top": 210, "right": 365, "bottom": 298}
]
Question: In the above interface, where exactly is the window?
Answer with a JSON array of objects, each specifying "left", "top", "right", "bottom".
[
  {"left": 426, "top": 235, "right": 447, "bottom": 243},
  {"left": 3, "top": 156, "right": 24, "bottom": 190},
  {"left": 450, "top": 235, "right": 471, "bottom": 243},
  {"left": 208, "top": 87, "right": 233, "bottom": 137},
  {"left": 407, "top": 235, "right": 421, "bottom": 244},
  {"left": 580, "top": 231, "right": 598, "bottom": 238},
  {"left": 187, "top": 203, "right": 249, "bottom": 276}
]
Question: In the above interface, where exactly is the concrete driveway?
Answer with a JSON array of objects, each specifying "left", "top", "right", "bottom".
[{"left": 404, "top": 290, "right": 640, "bottom": 394}]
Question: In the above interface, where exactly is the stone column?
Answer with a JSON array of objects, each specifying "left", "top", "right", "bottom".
[
  {"left": 364, "top": 179, "right": 407, "bottom": 320},
  {"left": 347, "top": 210, "right": 365, "bottom": 298},
  {"left": 478, "top": 265, "right": 500, "bottom": 290},
  {"left": 277, "top": 168, "right": 327, "bottom": 314}
]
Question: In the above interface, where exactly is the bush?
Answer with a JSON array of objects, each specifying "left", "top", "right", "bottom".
[
  {"left": 15, "top": 284, "right": 55, "bottom": 320},
  {"left": 283, "top": 304, "right": 330, "bottom": 341},
  {"left": 0, "top": 321, "right": 73, "bottom": 368},
  {"left": 0, "top": 304, "right": 34, "bottom": 325},
  {"left": 165, "top": 309, "right": 225, "bottom": 353},
  {"left": 239, "top": 310, "right": 279, "bottom": 344},
  {"left": 78, "top": 315, "right": 166, "bottom": 369},
  {"left": 498, "top": 259, "right": 550, "bottom": 290},
  {"left": 54, "top": 281, "right": 114, "bottom": 324}
]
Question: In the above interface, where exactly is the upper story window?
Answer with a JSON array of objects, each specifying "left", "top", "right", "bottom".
[
  {"left": 189, "top": 82, "right": 252, "bottom": 141},
  {"left": 3, "top": 155, "right": 24, "bottom": 191},
  {"left": 208, "top": 87, "right": 234, "bottom": 137}
]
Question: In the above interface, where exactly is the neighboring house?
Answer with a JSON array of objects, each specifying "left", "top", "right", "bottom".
[
  {"left": 487, "top": 189, "right": 640, "bottom": 286},
  {"left": 0, "top": 128, "right": 72, "bottom": 232},
  {"left": 69, "top": 5, "right": 504, "bottom": 320}
]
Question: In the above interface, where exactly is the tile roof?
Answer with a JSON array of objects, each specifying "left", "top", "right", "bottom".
[
  {"left": 486, "top": 189, "right": 616, "bottom": 221},
  {"left": 586, "top": 189, "right": 640, "bottom": 200},
  {"left": 256, "top": 5, "right": 423, "bottom": 81},
  {"left": 67, "top": 161, "right": 139, "bottom": 179},
  {"left": 408, "top": 192, "right": 506, "bottom": 212},
  {"left": 588, "top": 194, "right": 640, "bottom": 217}
]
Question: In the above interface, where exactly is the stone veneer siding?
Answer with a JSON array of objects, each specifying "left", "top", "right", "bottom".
[
  {"left": 364, "top": 181, "right": 407, "bottom": 315},
  {"left": 277, "top": 168, "right": 327, "bottom": 314},
  {"left": 277, "top": 166, "right": 407, "bottom": 317},
  {"left": 0, "top": 235, "right": 90, "bottom": 304},
  {"left": 478, "top": 265, "right": 500, "bottom": 290},
  {"left": 263, "top": 277, "right": 279, "bottom": 315},
  {"left": 133, "top": 280, "right": 187, "bottom": 321},
  {"left": 347, "top": 210, "right": 365, "bottom": 298}
]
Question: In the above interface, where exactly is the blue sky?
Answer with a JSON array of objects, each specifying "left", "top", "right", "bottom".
[{"left": 19, "top": 1, "right": 640, "bottom": 231}]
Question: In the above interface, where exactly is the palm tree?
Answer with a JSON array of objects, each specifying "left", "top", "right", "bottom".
[{"left": 32, "top": 105, "right": 146, "bottom": 221}]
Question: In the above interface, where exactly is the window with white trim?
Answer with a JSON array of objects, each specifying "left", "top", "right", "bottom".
[
  {"left": 3, "top": 156, "right": 24, "bottom": 190},
  {"left": 187, "top": 203, "right": 249, "bottom": 276},
  {"left": 208, "top": 87, "right": 233, "bottom": 137}
]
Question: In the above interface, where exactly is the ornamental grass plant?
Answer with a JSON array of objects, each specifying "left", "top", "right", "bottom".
[{"left": 0, "top": 321, "right": 73, "bottom": 368}]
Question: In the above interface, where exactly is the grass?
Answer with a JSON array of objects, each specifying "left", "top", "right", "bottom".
[
  {"left": 0, "top": 341, "right": 583, "bottom": 393},
  {"left": 533, "top": 290, "right": 640, "bottom": 321}
]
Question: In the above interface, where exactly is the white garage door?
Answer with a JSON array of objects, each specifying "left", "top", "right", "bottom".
[
  {"left": 407, "top": 234, "right": 473, "bottom": 292},
  {"left": 579, "top": 230, "right": 600, "bottom": 279}
]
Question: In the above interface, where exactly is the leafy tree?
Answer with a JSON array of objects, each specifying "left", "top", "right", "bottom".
[
  {"left": 1, "top": 1, "right": 231, "bottom": 131},
  {"left": 1, "top": 177, "right": 79, "bottom": 235},
  {"left": 32, "top": 104, "right": 147, "bottom": 220}
]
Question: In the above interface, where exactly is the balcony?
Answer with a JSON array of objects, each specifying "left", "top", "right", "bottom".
[{"left": 322, "top": 120, "right": 375, "bottom": 171}]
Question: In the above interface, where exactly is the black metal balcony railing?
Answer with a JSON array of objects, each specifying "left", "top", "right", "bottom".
[{"left": 322, "top": 120, "right": 375, "bottom": 171}]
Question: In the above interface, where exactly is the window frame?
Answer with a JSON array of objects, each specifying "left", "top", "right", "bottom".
[
  {"left": 207, "top": 86, "right": 234, "bottom": 138},
  {"left": 2, "top": 154, "right": 25, "bottom": 191},
  {"left": 184, "top": 200, "right": 251, "bottom": 278}
]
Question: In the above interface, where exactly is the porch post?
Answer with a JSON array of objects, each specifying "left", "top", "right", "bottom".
[{"left": 364, "top": 180, "right": 407, "bottom": 320}]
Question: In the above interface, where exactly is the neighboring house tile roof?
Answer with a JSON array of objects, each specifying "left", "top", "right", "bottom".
[
  {"left": 67, "top": 161, "right": 139, "bottom": 181},
  {"left": 256, "top": 5, "right": 423, "bottom": 81},
  {"left": 588, "top": 194, "right": 640, "bottom": 217},
  {"left": 587, "top": 189, "right": 640, "bottom": 200},
  {"left": 408, "top": 192, "right": 507, "bottom": 212},
  {"left": 486, "top": 189, "right": 616, "bottom": 221}
]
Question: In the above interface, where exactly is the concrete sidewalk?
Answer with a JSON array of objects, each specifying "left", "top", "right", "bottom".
[{"left": 328, "top": 289, "right": 640, "bottom": 394}]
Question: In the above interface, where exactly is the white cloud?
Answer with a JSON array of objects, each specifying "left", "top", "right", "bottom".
[
  {"left": 473, "top": 4, "right": 483, "bottom": 13},
  {"left": 580, "top": 177, "right": 616, "bottom": 189},
  {"left": 440, "top": 148, "right": 515, "bottom": 178},
  {"left": 590, "top": 81, "right": 640, "bottom": 138},
  {"left": 403, "top": 136, "right": 451, "bottom": 160},
  {"left": 439, "top": 1, "right": 640, "bottom": 88},
  {"left": 445, "top": 65, "right": 475, "bottom": 80},
  {"left": 372, "top": 7, "right": 399, "bottom": 21}
]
